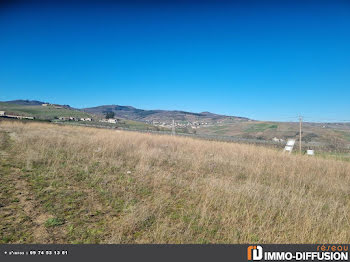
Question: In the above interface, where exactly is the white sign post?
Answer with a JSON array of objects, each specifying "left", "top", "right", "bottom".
[
  {"left": 284, "top": 139, "right": 296, "bottom": 154},
  {"left": 307, "top": 150, "right": 315, "bottom": 156}
]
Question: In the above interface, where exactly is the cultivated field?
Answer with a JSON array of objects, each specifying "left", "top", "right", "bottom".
[
  {"left": 0, "top": 121, "right": 350, "bottom": 244},
  {"left": 198, "top": 120, "right": 350, "bottom": 151}
]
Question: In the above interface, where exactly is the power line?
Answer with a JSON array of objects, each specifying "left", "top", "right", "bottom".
[
  {"left": 299, "top": 115, "right": 303, "bottom": 154},
  {"left": 171, "top": 119, "right": 175, "bottom": 136}
]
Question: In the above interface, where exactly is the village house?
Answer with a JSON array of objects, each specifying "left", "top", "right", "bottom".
[
  {"left": 99, "top": 118, "right": 117, "bottom": 124},
  {"left": 80, "top": 118, "right": 92, "bottom": 122},
  {"left": 0, "top": 111, "right": 5, "bottom": 116},
  {"left": 107, "top": 118, "right": 117, "bottom": 124},
  {"left": 23, "top": 116, "right": 35, "bottom": 120}
]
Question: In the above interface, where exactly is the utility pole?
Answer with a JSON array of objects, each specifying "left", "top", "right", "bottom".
[
  {"left": 172, "top": 119, "right": 175, "bottom": 136},
  {"left": 299, "top": 115, "right": 303, "bottom": 154}
]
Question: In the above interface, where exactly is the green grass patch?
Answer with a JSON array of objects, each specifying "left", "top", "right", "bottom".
[
  {"left": 245, "top": 123, "right": 278, "bottom": 133},
  {"left": 0, "top": 133, "right": 35, "bottom": 243},
  {"left": 203, "top": 125, "right": 231, "bottom": 135},
  {"left": 334, "top": 130, "right": 350, "bottom": 142},
  {"left": 317, "top": 152, "right": 350, "bottom": 162},
  {"left": 44, "top": 217, "right": 65, "bottom": 227}
]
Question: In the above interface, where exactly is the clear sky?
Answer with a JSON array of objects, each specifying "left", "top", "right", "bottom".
[{"left": 0, "top": 1, "right": 349, "bottom": 122}]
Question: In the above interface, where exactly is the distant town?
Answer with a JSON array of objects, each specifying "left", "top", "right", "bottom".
[{"left": 146, "top": 120, "right": 210, "bottom": 129}]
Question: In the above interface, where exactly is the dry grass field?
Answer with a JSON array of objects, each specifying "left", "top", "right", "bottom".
[{"left": 0, "top": 120, "right": 350, "bottom": 244}]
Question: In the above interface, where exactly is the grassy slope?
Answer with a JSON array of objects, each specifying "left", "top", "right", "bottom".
[
  {"left": 0, "top": 102, "right": 170, "bottom": 132},
  {"left": 0, "top": 102, "right": 91, "bottom": 120},
  {"left": 244, "top": 123, "right": 278, "bottom": 133},
  {"left": 335, "top": 130, "right": 350, "bottom": 142},
  {"left": 0, "top": 121, "right": 350, "bottom": 244},
  {"left": 198, "top": 121, "right": 282, "bottom": 137},
  {"left": 198, "top": 120, "right": 350, "bottom": 149},
  {"left": 0, "top": 132, "right": 34, "bottom": 243}
]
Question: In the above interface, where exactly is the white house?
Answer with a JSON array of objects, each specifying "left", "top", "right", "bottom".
[
  {"left": 23, "top": 116, "right": 34, "bottom": 120},
  {"left": 107, "top": 119, "right": 117, "bottom": 124},
  {"left": 80, "top": 118, "right": 92, "bottom": 122},
  {"left": 0, "top": 111, "right": 5, "bottom": 116}
]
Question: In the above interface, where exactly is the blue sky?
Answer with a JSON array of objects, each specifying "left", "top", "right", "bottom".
[{"left": 0, "top": 1, "right": 349, "bottom": 122}]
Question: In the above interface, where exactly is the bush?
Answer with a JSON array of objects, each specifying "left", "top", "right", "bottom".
[
  {"left": 105, "top": 112, "right": 115, "bottom": 119},
  {"left": 44, "top": 217, "right": 65, "bottom": 227}
]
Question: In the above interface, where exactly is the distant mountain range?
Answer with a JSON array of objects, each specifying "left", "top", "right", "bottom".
[
  {"left": 2, "top": 100, "right": 350, "bottom": 149},
  {"left": 82, "top": 105, "right": 249, "bottom": 123},
  {"left": 5, "top": 100, "right": 48, "bottom": 106},
  {"left": 2, "top": 100, "right": 248, "bottom": 123},
  {"left": 4, "top": 100, "right": 73, "bottom": 109}
]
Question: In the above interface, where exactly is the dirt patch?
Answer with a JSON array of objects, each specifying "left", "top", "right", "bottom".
[{"left": 11, "top": 167, "right": 54, "bottom": 243}]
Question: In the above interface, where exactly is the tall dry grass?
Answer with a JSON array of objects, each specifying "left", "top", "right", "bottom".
[{"left": 1, "top": 120, "right": 350, "bottom": 243}]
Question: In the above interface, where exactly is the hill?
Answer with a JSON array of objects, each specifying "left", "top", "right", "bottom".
[
  {"left": 2, "top": 100, "right": 350, "bottom": 150},
  {"left": 1, "top": 121, "right": 349, "bottom": 243},
  {"left": 0, "top": 102, "right": 90, "bottom": 120},
  {"left": 83, "top": 105, "right": 249, "bottom": 123},
  {"left": 84, "top": 103, "right": 350, "bottom": 150},
  {"left": 0, "top": 101, "right": 171, "bottom": 132},
  {"left": 196, "top": 120, "right": 350, "bottom": 151},
  {"left": 4, "top": 99, "right": 47, "bottom": 106}
]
